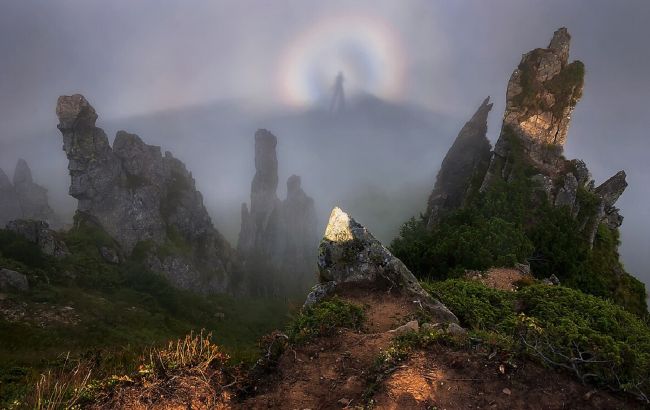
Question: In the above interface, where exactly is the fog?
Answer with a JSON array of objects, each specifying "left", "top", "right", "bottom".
[{"left": 0, "top": 0, "right": 649, "bottom": 292}]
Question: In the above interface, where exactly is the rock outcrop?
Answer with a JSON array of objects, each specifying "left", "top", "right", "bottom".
[
  {"left": 6, "top": 220, "right": 69, "bottom": 259},
  {"left": 426, "top": 97, "right": 492, "bottom": 227},
  {"left": 0, "top": 168, "right": 22, "bottom": 228},
  {"left": 56, "top": 94, "right": 238, "bottom": 294},
  {"left": 474, "top": 28, "right": 627, "bottom": 246},
  {"left": 482, "top": 27, "right": 586, "bottom": 190},
  {"left": 238, "top": 129, "right": 318, "bottom": 296},
  {"left": 503, "top": 28, "right": 582, "bottom": 148},
  {"left": 12, "top": 159, "right": 58, "bottom": 227},
  {"left": 308, "top": 207, "right": 458, "bottom": 323}
]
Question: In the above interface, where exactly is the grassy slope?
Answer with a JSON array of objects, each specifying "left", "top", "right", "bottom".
[{"left": 0, "top": 224, "right": 294, "bottom": 406}]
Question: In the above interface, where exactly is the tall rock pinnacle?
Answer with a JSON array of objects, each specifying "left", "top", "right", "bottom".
[
  {"left": 238, "top": 129, "right": 318, "bottom": 296},
  {"left": 56, "top": 94, "right": 238, "bottom": 293},
  {"left": 502, "top": 27, "right": 584, "bottom": 151},
  {"left": 426, "top": 97, "right": 493, "bottom": 227},
  {"left": 12, "top": 159, "right": 58, "bottom": 226}
]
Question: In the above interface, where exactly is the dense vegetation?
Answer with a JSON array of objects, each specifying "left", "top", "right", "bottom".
[
  {"left": 423, "top": 279, "right": 650, "bottom": 401},
  {"left": 0, "top": 215, "right": 292, "bottom": 407},
  {"left": 391, "top": 129, "right": 648, "bottom": 316}
]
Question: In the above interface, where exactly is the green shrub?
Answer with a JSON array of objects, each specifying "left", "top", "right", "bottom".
[
  {"left": 0, "top": 229, "right": 47, "bottom": 268},
  {"left": 286, "top": 297, "right": 365, "bottom": 344},
  {"left": 391, "top": 210, "right": 533, "bottom": 280},
  {"left": 425, "top": 279, "right": 650, "bottom": 400}
]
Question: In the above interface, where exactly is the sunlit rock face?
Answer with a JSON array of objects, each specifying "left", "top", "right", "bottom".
[
  {"left": 502, "top": 27, "right": 582, "bottom": 150},
  {"left": 308, "top": 207, "right": 458, "bottom": 323},
  {"left": 425, "top": 97, "right": 492, "bottom": 228},
  {"left": 238, "top": 129, "right": 318, "bottom": 296},
  {"left": 56, "top": 94, "right": 238, "bottom": 294},
  {"left": 0, "top": 168, "right": 22, "bottom": 228}
]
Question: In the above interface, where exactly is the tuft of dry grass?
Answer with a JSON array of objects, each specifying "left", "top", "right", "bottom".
[
  {"left": 26, "top": 353, "right": 93, "bottom": 410},
  {"left": 88, "top": 330, "right": 234, "bottom": 409},
  {"left": 152, "top": 330, "right": 228, "bottom": 372}
]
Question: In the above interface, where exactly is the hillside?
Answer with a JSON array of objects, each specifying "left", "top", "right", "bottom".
[{"left": 13, "top": 208, "right": 647, "bottom": 409}]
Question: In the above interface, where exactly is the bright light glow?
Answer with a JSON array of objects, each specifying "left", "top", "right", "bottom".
[{"left": 277, "top": 14, "right": 406, "bottom": 107}]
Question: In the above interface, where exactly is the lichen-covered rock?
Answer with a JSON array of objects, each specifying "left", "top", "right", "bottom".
[
  {"left": 12, "top": 159, "right": 59, "bottom": 227},
  {"left": 238, "top": 130, "right": 318, "bottom": 295},
  {"left": 312, "top": 207, "right": 458, "bottom": 323},
  {"left": 0, "top": 168, "right": 22, "bottom": 228},
  {"left": 0, "top": 268, "right": 29, "bottom": 292},
  {"left": 5, "top": 219, "right": 69, "bottom": 259},
  {"left": 426, "top": 98, "right": 492, "bottom": 227},
  {"left": 56, "top": 94, "right": 238, "bottom": 294}
]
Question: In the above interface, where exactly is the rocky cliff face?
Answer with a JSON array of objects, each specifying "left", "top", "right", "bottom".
[
  {"left": 0, "top": 160, "right": 58, "bottom": 229},
  {"left": 56, "top": 94, "right": 238, "bottom": 293},
  {"left": 238, "top": 129, "right": 318, "bottom": 295},
  {"left": 425, "top": 97, "right": 492, "bottom": 227}
]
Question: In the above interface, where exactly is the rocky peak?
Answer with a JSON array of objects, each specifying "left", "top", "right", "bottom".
[
  {"left": 502, "top": 27, "right": 584, "bottom": 152},
  {"left": 10, "top": 159, "right": 58, "bottom": 227},
  {"left": 238, "top": 130, "right": 317, "bottom": 296},
  {"left": 55, "top": 94, "right": 238, "bottom": 294},
  {"left": 548, "top": 27, "right": 571, "bottom": 64},
  {"left": 56, "top": 94, "right": 98, "bottom": 130},
  {"left": 13, "top": 159, "right": 33, "bottom": 186},
  {"left": 426, "top": 97, "right": 493, "bottom": 227},
  {"left": 308, "top": 207, "right": 458, "bottom": 323}
]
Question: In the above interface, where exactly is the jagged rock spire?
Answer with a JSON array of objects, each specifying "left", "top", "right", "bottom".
[
  {"left": 238, "top": 130, "right": 318, "bottom": 296},
  {"left": 426, "top": 97, "right": 492, "bottom": 227},
  {"left": 55, "top": 94, "right": 237, "bottom": 294},
  {"left": 502, "top": 27, "right": 584, "bottom": 151},
  {"left": 13, "top": 159, "right": 33, "bottom": 186}
]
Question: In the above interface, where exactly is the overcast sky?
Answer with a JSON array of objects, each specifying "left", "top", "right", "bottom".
[{"left": 0, "top": 0, "right": 649, "bottom": 290}]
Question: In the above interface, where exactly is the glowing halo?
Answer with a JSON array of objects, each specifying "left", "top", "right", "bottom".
[{"left": 277, "top": 14, "right": 406, "bottom": 107}]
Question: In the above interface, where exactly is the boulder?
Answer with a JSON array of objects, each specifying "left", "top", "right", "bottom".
[
  {"left": 308, "top": 207, "right": 458, "bottom": 323},
  {"left": 389, "top": 320, "right": 419, "bottom": 336},
  {"left": 0, "top": 268, "right": 29, "bottom": 292},
  {"left": 99, "top": 246, "right": 120, "bottom": 264}
]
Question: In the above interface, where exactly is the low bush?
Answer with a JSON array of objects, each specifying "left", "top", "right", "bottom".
[
  {"left": 286, "top": 297, "right": 365, "bottom": 344},
  {"left": 426, "top": 279, "right": 650, "bottom": 402}
]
